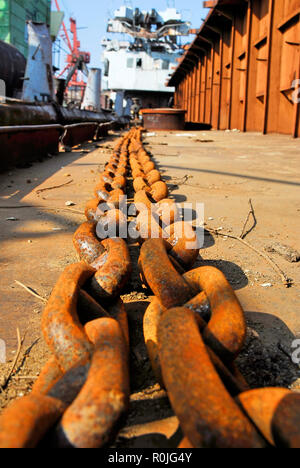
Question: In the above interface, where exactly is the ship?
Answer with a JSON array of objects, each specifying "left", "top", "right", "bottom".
[{"left": 101, "top": 5, "right": 190, "bottom": 116}]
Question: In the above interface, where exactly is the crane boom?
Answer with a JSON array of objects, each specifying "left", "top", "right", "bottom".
[{"left": 53, "top": 0, "right": 91, "bottom": 107}]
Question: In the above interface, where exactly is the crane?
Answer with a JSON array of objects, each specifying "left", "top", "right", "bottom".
[{"left": 53, "top": 0, "right": 91, "bottom": 107}]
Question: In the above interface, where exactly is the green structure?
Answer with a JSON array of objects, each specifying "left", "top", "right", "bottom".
[{"left": 0, "top": 0, "right": 51, "bottom": 56}]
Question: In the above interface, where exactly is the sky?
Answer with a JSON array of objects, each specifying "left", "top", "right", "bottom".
[{"left": 52, "top": 0, "right": 208, "bottom": 70}]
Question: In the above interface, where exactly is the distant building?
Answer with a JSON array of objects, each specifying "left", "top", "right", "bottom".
[
  {"left": 0, "top": 0, "right": 51, "bottom": 57},
  {"left": 169, "top": 0, "right": 300, "bottom": 138}
]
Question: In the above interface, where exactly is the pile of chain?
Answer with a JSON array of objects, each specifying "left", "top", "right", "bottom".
[{"left": 0, "top": 127, "right": 299, "bottom": 448}]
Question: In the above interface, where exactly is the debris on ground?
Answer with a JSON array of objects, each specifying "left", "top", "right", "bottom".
[
  {"left": 194, "top": 139, "right": 214, "bottom": 143},
  {"left": 237, "top": 327, "right": 300, "bottom": 389},
  {"left": 265, "top": 242, "right": 300, "bottom": 263},
  {"left": 0, "top": 130, "right": 299, "bottom": 447}
]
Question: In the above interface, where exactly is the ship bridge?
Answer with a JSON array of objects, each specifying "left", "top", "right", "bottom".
[{"left": 101, "top": 6, "right": 190, "bottom": 116}]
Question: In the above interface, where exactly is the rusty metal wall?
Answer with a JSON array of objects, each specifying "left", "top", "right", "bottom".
[{"left": 169, "top": 0, "right": 300, "bottom": 138}]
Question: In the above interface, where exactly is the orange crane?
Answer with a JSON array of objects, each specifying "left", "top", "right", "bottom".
[{"left": 54, "top": 0, "right": 90, "bottom": 105}]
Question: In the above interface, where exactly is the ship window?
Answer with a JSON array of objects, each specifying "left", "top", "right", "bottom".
[
  {"left": 127, "top": 58, "right": 134, "bottom": 68},
  {"left": 136, "top": 58, "right": 142, "bottom": 69},
  {"left": 162, "top": 60, "right": 170, "bottom": 70}
]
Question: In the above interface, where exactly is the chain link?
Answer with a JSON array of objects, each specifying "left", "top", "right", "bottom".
[{"left": 0, "top": 127, "right": 299, "bottom": 448}]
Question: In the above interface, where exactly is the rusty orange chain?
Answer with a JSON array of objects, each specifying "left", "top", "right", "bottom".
[
  {"left": 0, "top": 127, "right": 299, "bottom": 448},
  {"left": 0, "top": 132, "right": 133, "bottom": 448},
  {"left": 140, "top": 240, "right": 300, "bottom": 448},
  {"left": 130, "top": 128, "right": 300, "bottom": 449}
]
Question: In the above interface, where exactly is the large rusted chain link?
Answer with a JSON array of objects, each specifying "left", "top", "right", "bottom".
[
  {"left": 32, "top": 296, "right": 129, "bottom": 398},
  {"left": 140, "top": 239, "right": 246, "bottom": 361},
  {"left": 138, "top": 238, "right": 300, "bottom": 447},
  {"left": 73, "top": 223, "right": 131, "bottom": 300},
  {"left": 157, "top": 307, "right": 266, "bottom": 448},
  {"left": 138, "top": 252, "right": 300, "bottom": 446},
  {"left": 1, "top": 127, "right": 300, "bottom": 449},
  {"left": 41, "top": 138, "right": 131, "bottom": 378},
  {"left": 78, "top": 137, "right": 132, "bottom": 301},
  {"left": 237, "top": 388, "right": 300, "bottom": 448},
  {"left": 129, "top": 132, "right": 200, "bottom": 270},
  {"left": 129, "top": 130, "right": 300, "bottom": 448},
  {"left": 41, "top": 261, "right": 130, "bottom": 373},
  {"left": 0, "top": 394, "right": 66, "bottom": 448},
  {"left": 46, "top": 318, "right": 130, "bottom": 448},
  {"left": 143, "top": 296, "right": 248, "bottom": 396},
  {"left": 129, "top": 132, "right": 169, "bottom": 202},
  {"left": 85, "top": 141, "right": 128, "bottom": 222},
  {"left": 139, "top": 238, "right": 248, "bottom": 386},
  {"left": 0, "top": 132, "right": 133, "bottom": 448},
  {"left": 42, "top": 262, "right": 96, "bottom": 373},
  {"left": 126, "top": 128, "right": 300, "bottom": 449},
  {"left": 37, "top": 131, "right": 133, "bottom": 446}
]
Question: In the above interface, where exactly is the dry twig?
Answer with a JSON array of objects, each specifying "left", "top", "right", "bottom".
[
  {"left": 14, "top": 280, "right": 47, "bottom": 303},
  {"left": 169, "top": 175, "right": 193, "bottom": 186},
  {"left": 11, "top": 376, "right": 38, "bottom": 380},
  {"left": 0, "top": 328, "right": 26, "bottom": 389},
  {"left": 204, "top": 198, "right": 292, "bottom": 287},
  {"left": 0, "top": 205, "right": 84, "bottom": 216},
  {"left": 43, "top": 207, "right": 84, "bottom": 216},
  {"left": 206, "top": 227, "right": 292, "bottom": 287},
  {"left": 240, "top": 199, "right": 257, "bottom": 239},
  {"left": 35, "top": 179, "right": 73, "bottom": 194},
  {"left": 0, "top": 205, "right": 34, "bottom": 209}
]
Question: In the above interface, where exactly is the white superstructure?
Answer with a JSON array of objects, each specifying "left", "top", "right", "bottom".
[{"left": 102, "top": 6, "right": 190, "bottom": 116}]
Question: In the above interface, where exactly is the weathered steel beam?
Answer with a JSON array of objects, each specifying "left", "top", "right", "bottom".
[{"left": 0, "top": 125, "right": 63, "bottom": 172}]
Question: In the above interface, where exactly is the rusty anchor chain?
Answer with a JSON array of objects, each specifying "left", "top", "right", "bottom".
[{"left": 0, "top": 126, "right": 299, "bottom": 449}]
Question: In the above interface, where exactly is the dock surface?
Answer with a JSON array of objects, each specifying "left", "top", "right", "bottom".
[{"left": 0, "top": 129, "right": 299, "bottom": 446}]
